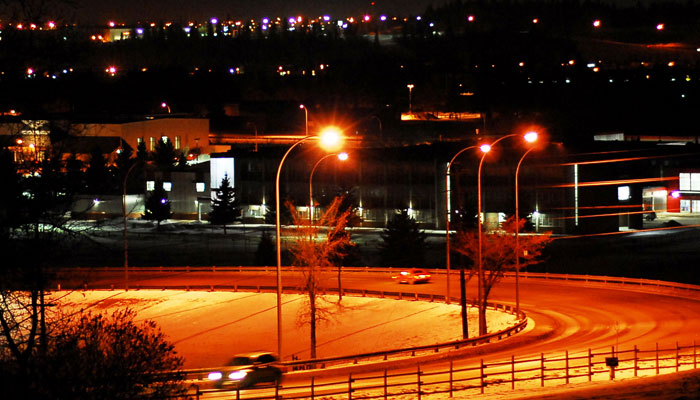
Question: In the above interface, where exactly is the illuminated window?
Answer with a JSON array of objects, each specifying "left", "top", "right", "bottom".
[
  {"left": 692, "top": 174, "right": 700, "bottom": 191},
  {"left": 163, "top": 182, "right": 172, "bottom": 191},
  {"left": 617, "top": 186, "right": 630, "bottom": 201},
  {"left": 137, "top": 137, "right": 143, "bottom": 144},
  {"left": 146, "top": 180, "right": 155, "bottom": 191},
  {"left": 161, "top": 135, "right": 169, "bottom": 143},
  {"left": 196, "top": 182, "right": 205, "bottom": 192},
  {"left": 679, "top": 172, "right": 700, "bottom": 191},
  {"left": 175, "top": 136, "right": 181, "bottom": 149},
  {"left": 149, "top": 137, "right": 155, "bottom": 151},
  {"left": 681, "top": 199, "right": 691, "bottom": 213},
  {"left": 693, "top": 200, "right": 700, "bottom": 213}
]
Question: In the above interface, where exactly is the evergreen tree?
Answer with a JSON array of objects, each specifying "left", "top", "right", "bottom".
[
  {"left": 254, "top": 230, "right": 276, "bottom": 266},
  {"left": 86, "top": 145, "right": 109, "bottom": 194},
  {"left": 136, "top": 139, "right": 148, "bottom": 163},
  {"left": 208, "top": 174, "right": 240, "bottom": 234},
  {"left": 379, "top": 209, "right": 427, "bottom": 268},
  {"left": 153, "top": 137, "right": 176, "bottom": 170},
  {"left": 144, "top": 181, "right": 171, "bottom": 229}
]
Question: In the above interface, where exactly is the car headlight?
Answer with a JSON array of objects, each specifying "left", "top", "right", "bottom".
[
  {"left": 207, "top": 371, "right": 223, "bottom": 381},
  {"left": 228, "top": 370, "right": 248, "bottom": 381}
]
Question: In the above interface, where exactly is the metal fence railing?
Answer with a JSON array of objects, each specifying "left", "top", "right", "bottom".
[{"left": 183, "top": 341, "right": 699, "bottom": 399}]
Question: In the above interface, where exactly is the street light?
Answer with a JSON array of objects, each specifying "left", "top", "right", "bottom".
[
  {"left": 514, "top": 131, "right": 539, "bottom": 312},
  {"left": 275, "top": 126, "right": 344, "bottom": 359},
  {"left": 122, "top": 160, "right": 140, "bottom": 291},
  {"left": 407, "top": 84, "right": 415, "bottom": 114},
  {"left": 160, "top": 102, "right": 171, "bottom": 114},
  {"left": 310, "top": 152, "right": 349, "bottom": 224},
  {"left": 476, "top": 133, "right": 533, "bottom": 335},
  {"left": 300, "top": 104, "right": 308, "bottom": 136},
  {"left": 445, "top": 144, "right": 485, "bottom": 339}
]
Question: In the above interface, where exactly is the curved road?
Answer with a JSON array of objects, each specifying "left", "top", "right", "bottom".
[{"left": 73, "top": 269, "right": 700, "bottom": 357}]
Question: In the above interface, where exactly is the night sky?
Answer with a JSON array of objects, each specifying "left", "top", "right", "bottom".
[{"left": 74, "top": 0, "right": 452, "bottom": 23}]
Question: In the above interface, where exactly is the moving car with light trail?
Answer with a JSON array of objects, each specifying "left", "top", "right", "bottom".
[
  {"left": 207, "top": 351, "right": 283, "bottom": 389},
  {"left": 392, "top": 268, "right": 431, "bottom": 284}
]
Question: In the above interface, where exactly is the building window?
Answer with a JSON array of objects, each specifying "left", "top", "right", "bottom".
[
  {"left": 149, "top": 137, "right": 155, "bottom": 151},
  {"left": 175, "top": 136, "right": 181, "bottom": 149},
  {"left": 617, "top": 186, "right": 630, "bottom": 201},
  {"left": 161, "top": 135, "right": 169, "bottom": 143},
  {"left": 137, "top": 137, "right": 143, "bottom": 144},
  {"left": 146, "top": 180, "right": 155, "bottom": 191},
  {"left": 693, "top": 200, "right": 700, "bottom": 213},
  {"left": 196, "top": 182, "right": 205, "bottom": 192},
  {"left": 681, "top": 199, "right": 691, "bottom": 213},
  {"left": 163, "top": 182, "right": 172, "bottom": 191},
  {"left": 680, "top": 173, "right": 700, "bottom": 191}
]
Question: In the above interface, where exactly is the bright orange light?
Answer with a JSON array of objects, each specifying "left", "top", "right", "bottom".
[
  {"left": 26, "top": 68, "right": 34, "bottom": 75},
  {"left": 656, "top": 23, "right": 664, "bottom": 30},
  {"left": 480, "top": 144, "right": 491, "bottom": 153},
  {"left": 109, "top": 21, "right": 115, "bottom": 27},
  {"left": 319, "top": 127, "right": 343, "bottom": 152},
  {"left": 337, "top": 152, "right": 349, "bottom": 161},
  {"left": 593, "top": 20, "right": 601, "bottom": 28},
  {"left": 299, "top": 104, "right": 305, "bottom": 109},
  {"left": 29, "top": 143, "right": 35, "bottom": 149},
  {"left": 532, "top": 18, "right": 539, "bottom": 24},
  {"left": 16, "top": 138, "right": 23, "bottom": 145},
  {"left": 524, "top": 131, "right": 538, "bottom": 143},
  {"left": 48, "top": 21, "right": 56, "bottom": 29},
  {"left": 468, "top": 15, "right": 475, "bottom": 22}
]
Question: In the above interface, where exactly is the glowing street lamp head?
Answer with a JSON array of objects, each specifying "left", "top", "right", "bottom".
[
  {"left": 480, "top": 143, "right": 491, "bottom": 153},
  {"left": 319, "top": 127, "right": 343, "bottom": 152},
  {"left": 337, "top": 152, "right": 349, "bottom": 161},
  {"left": 524, "top": 131, "right": 538, "bottom": 143},
  {"left": 299, "top": 104, "right": 306, "bottom": 109}
]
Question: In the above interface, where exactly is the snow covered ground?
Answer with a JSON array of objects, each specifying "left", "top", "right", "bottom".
[
  {"left": 51, "top": 289, "right": 700, "bottom": 399},
  {"left": 52, "top": 289, "right": 515, "bottom": 367}
]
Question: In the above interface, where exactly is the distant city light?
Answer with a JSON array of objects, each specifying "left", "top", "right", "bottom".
[
  {"left": 108, "top": 21, "right": 115, "bottom": 27},
  {"left": 289, "top": 17, "right": 296, "bottom": 24},
  {"left": 183, "top": 27, "right": 191, "bottom": 33},
  {"left": 416, "top": 16, "right": 422, "bottom": 21},
  {"left": 656, "top": 23, "right": 664, "bottom": 30},
  {"left": 262, "top": 18, "right": 269, "bottom": 24},
  {"left": 532, "top": 18, "right": 539, "bottom": 24},
  {"left": 136, "top": 28, "right": 144, "bottom": 35},
  {"left": 363, "top": 15, "right": 370, "bottom": 22},
  {"left": 593, "top": 20, "right": 601, "bottom": 27},
  {"left": 48, "top": 21, "right": 55, "bottom": 29},
  {"left": 211, "top": 18, "right": 218, "bottom": 25},
  {"left": 380, "top": 15, "right": 387, "bottom": 21},
  {"left": 160, "top": 198, "right": 167, "bottom": 204},
  {"left": 468, "top": 15, "right": 475, "bottom": 22},
  {"left": 323, "top": 15, "right": 331, "bottom": 22}
]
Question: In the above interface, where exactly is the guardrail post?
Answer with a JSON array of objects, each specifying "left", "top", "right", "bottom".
[
  {"left": 417, "top": 365, "right": 422, "bottom": 400},
  {"left": 511, "top": 355, "right": 515, "bottom": 390},
  {"left": 634, "top": 345, "right": 638, "bottom": 377},
  {"left": 695, "top": 340, "right": 697, "bottom": 369},
  {"left": 565, "top": 350, "right": 569, "bottom": 384},
  {"left": 449, "top": 360, "right": 454, "bottom": 396},
  {"left": 540, "top": 353, "right": 545, "bottom": 387},
  {"left": 384, "top": 368, "right": 388, "bottom": 400},
  {"left": 480, "top": 359, "right": 485, "bottom": 394},
  {"left": 311, "top": 376, "right": 315, "bottom": 400},
  {"left": 676, "top": 342, "right": 680, "bottom": 372},
  {"left": 349, "top": 373, "right": 354, "bottom": 400},
  {"left": 588, "top": 348, "right": 592, "bottom": 381},
  {"left": 656, "top": 343, "right": 660, "bottom": 375}
]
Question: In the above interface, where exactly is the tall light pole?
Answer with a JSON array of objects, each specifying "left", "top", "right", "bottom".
[
  {"left": 275, "top": 127, "right": 343, "bottom": 359},
  {"left": 122, "top": 160, "right": 140, "bottom": 291},
  {"left": 300, "top": 104, "right": 308, "bottom": 136},
  {"left": 407, "top": 84, "right": 415, "bottom": 114},
  {"left": 445, "top": 144, "right": 482, "bottom": 339},
  {"left": 514, "top": 131, "right": 539, "bottom": 312},
  {"left": 310, "top": 152, "right": 349, "bottom": 224},
  {"left": 160, "top": 102, "right": 171, "bottom": 114}
]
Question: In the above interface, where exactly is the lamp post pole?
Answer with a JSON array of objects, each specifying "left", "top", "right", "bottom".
[
  {"left": 122, "top": 161, "right": 139, "bottom": 291},
  {"left": 446, "top": 145, "right": 478, "bottom": 339},
  {"left": 300, "top": 104, "right": 308, "bottom": 136},
  {"left": 514, "top": 147, "right": 535, "bottom": 313},
  {"left": 513, "top": 132, "right": 539, "bottom": 312},
  {"left": 477, "top": 134, "right": 516, "bottom": 335},
  {"left": 407, "top": 84, "right": 414, "bottom": 114},
  {"left": 276, "top": 136, "right": 314, "bottom": 358},
  {"left": 309, "top": 153, "right": 337, "bottom": 224}
]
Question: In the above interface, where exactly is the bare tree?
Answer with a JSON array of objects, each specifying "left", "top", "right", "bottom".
[
  {"left": 286, "top": 197, "right": 354, "bottom": 359},
  {"left": 453, "top": 216, "right": 552, "bottom": 336}
]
